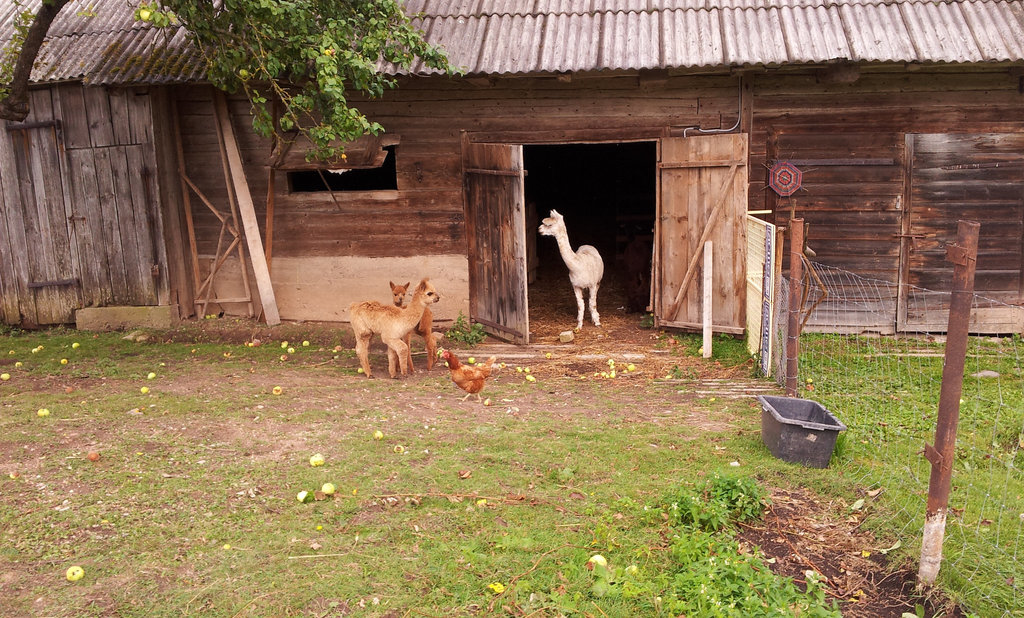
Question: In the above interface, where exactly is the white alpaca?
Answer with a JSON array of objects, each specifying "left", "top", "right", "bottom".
[{"left": 538, "top": 209, "right": 604, "bottom": 330}]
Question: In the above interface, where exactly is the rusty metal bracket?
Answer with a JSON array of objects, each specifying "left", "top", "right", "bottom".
[
  {"left": 945, "top": 244, "right": 973, "bottom": 266},
  {"left": 923, "top": 442, "right": 942, "bottom": 467}
]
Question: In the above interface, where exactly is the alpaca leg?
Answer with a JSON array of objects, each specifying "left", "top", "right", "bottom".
[
  {"left": 588, "top": 283, "right": 601, "bottom": 327},
  {"left": 423, "top": 329, "right": 437, "bottom": 371},
  {"left": 573, "top": 285, "right": 586, "bottom": 331},
  {"left": 354, "top": 334, "right": 373, "bottom": 378},
  {"left": 384, "top": 337, "right": 410, "bottom": 377},
  {"left": 403, "top": 332, "right": 415, "bottom": 373}
]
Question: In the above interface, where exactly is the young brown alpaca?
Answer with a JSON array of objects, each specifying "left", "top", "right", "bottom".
[
  {"left": 350, "top": 278, "right": 440, "bottom": 378},
  {"left": 389, "top": 281, "right": 438, "bottom": 372}
]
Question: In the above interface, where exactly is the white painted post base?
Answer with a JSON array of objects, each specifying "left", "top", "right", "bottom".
[{"left": 918, "top": 510, "right": 947, "bottom": 586}]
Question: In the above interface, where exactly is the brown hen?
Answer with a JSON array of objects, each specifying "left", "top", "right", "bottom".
[{"left": 440, "top": 349, "right": 497, "bottom": 402}]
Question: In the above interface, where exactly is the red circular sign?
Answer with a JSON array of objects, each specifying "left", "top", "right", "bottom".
[{"left": 769, "top": 161, "right": 803, "bottom": 197}]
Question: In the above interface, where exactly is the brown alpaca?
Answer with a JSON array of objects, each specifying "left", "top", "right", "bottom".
[
  {"left": 389, "top": 280, "right": 438, "bottom": 371},
  {"left": 350, "top": 278, "right": 440, "bottom": 378}
]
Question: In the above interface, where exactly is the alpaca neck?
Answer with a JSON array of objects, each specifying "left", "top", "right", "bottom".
[{"left": 553, "top": 231, "right": 583, "bottom": 271}]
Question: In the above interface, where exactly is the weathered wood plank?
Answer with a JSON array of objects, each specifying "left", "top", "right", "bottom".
[
  {"left": 93, "top": 147, "right": 130, "bottom": 303},
  {"left": 108, "top": 88, "right": 132, "bottom": 145},
  {"left": 108, "top": 145, "right": 149, "bottom": 303},
  {"left": 65, "top": 148, "right": 113, "bottom": 307},
  {"left": 83, "top": 86, "right": 116, "bottom": 148},
  {"left": 57, "top": 84, "right": 91, "bottom": 150}
]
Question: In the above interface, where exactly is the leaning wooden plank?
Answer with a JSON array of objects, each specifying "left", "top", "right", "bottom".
[{"left": 212, "top": 90, "right": 280, "bottom": 325}]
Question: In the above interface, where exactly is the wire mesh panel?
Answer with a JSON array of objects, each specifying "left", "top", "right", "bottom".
[{"left": 776, "top": 261, "right": 1024, "bottom": 615}]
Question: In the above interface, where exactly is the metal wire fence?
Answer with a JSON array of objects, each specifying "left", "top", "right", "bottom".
[{"left": 772, "top": 262, "right": 1024, "bottom": 616}]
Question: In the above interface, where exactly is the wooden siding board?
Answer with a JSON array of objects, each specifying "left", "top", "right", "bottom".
[
  {"left": 126, "top": 143, "right": 161, "bottom": 304},
  {"left": 84, "top": 86, "right": 116, "bottom": 148},
  {"left": 108, "top": 88, "right": 133, "bottom": 145},
  {"left": 94, "top": 148, "right": 131, "bottom": 303},
  {"left": 108, "top": 145, "right": 149, "bottom": 303},
  {"left": 57, "top": 83, "right": 91, "bottom": 150}
]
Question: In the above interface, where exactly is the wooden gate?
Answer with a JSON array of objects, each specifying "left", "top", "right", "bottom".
[
  {"left": 0, "top": 86, "right": 164, "bottom": 326},
  {"left": 898, "top": 133, "right": 1024, "bottom": 333},
  {"left": 462, "top": 138, "right": 529, "bottom": 343},
  {"left": 655, "top": 134, "right": 748, "bottom": 332}
]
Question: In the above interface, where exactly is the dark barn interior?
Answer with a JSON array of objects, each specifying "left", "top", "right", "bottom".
[{"left": 524, "top": 142, "right": 656, "bottom": 333}]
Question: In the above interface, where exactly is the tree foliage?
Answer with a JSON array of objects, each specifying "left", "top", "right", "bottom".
[{"left": 1, "top": 0, "right": 453, "bottom": 160}]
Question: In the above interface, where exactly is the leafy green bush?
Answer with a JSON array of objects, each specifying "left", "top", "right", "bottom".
[
  {"left": 665, "top": 473, "right": 768, "bottom": 531},
  {"left": 444, "top": 311, "right": 487, "bottom": 346}
]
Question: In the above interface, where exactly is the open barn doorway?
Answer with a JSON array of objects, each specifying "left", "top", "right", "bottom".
[{"left": 524, "top": 142, "right": 657, "bottom": 342}]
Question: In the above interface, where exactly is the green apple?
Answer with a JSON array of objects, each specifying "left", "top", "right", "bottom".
[
  {"left": 66, "top": 566, "right": 85, "bottom": 581},
  {"left": 373, "top": 430, "right": 384, "bottom": 440},
  {"left": 309, "top": 453, "right": 325, "bottom": 467},
  {"left": 0, "top": 373, "right": 9, "bottom": 381},
  {"left": 147, "top": 372, "right": 156, "bottom": 380},
  {"left": 321, "top": 482, "right": 336, "bottom": 495},
  {"left": 37, "top": 408, "right": 50, "bottom": 417},
  {"left": 296, "top": 490, "right": 311, "bottom": 503},
  {"left": 71, "top": 342, "right": 80, "bottom": 349}
]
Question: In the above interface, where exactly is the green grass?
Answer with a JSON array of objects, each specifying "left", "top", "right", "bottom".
[
  {"left": 798, "top": 333, "right": 1024, "bottom": 615},
  {"left": 1, "top": 327, "right": 1011, "bottom": 615}
]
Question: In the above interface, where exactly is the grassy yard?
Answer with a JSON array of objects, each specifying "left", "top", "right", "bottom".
[{"left": 0, "top": 323, "right": 994, "bottom": 616}]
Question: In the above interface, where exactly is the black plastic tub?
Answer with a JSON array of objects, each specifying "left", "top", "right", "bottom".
[{"left": 757, "top": 395, "right": 847, "bottom": 468}]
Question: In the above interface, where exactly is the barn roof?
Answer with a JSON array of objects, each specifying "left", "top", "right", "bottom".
[{"left": 2, "top": 0, "right": 1023, "bottom": 86}]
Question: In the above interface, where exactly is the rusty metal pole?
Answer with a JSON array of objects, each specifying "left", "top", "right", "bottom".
[
  {"left": 918, "top": 219, "right": 980, "bottom": 587},
  {"left": 785, "top": 219, "right": 804, "bottom": 396}
]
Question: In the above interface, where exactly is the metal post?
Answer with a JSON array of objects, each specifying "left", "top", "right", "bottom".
[
  {"left": 785, "top": 219, "right": 804, "bottom": 396},
  {"left": 918, "top": 220, "right": 980, "bottom": 587}
]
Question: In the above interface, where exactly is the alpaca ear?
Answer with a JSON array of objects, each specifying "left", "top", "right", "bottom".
[
  {"left": 403, "top": 282, "right": 410, "bottom": 289},
  {"left": 549, "top": 209, "right": 560, "bottom": 217},
  {"left": 389, "top": 281, "right": 396, "bottom": 289}
]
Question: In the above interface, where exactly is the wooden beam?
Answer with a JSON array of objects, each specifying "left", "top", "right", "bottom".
[{"left": 212, "top": 90, "right": 280, "bottom": 325}]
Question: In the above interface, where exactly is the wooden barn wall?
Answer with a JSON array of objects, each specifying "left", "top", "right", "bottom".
[
  {"left": 0, "top": 84, "right": 174, "bottom": 326},
  {"left": 173, "top": 75, "right": 738, "bottom": 321},
  {"left": 749, "top": 68, "right": 1024, "bottom": 333}
]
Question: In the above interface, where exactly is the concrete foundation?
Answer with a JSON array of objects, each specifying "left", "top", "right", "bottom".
[{"left": 75, "top": 305, "right": 179, "bottom": 331}]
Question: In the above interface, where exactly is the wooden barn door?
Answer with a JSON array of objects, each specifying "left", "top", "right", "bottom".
[
  {"left": 0, "top": 94, "right": 79, "bottom": 326},
  {"left": 462, "top": 139, "right": 529, "bottom": 343},
  {"left": 898, "top": 133, "right": 1024, "bottom": 333},
  {"left": 655, "top": 134, "right": 748, "bottom": 332}
]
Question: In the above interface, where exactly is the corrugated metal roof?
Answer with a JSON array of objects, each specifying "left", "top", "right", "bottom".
[{"left": 2, "top": 0, "right": 1023, "bottom": 86}]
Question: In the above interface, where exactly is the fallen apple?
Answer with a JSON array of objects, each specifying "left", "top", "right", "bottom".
[
  {"left": 309, "top": 453, "right": 325, "bottom": 466},
  {"left": 272, "top": 386, "right": 283, "bottom": 395},
  {"left": 483, "top": 398, "right": 491, "bottom": 406},
  {"left": 280, "top": 354, "right": 289, "bottom": 361},
  {"left": 147, "top": 372, "right": 156, "bottom": 380},
  {"left": 281, "top": 341, "right": 288, "bottom": 348},
  {"left": 287, "top": 347, "right": 296, "bottom": 354},
  {"left": 468, "top": 357, "right": 476, "bottom": 364},
  {"left": 526, "top": 375, "right": 536, "bottom": 382},
  {"left": 87, "top": 451, "right": 100, "bottom": 462},
  {"left": 373, "top": 430, "right": 384, "bottom": 440},
  {"left": 72, "top": 342, "right": 80, "bottom": 349},
  {"left": 0, "top": 373, "right": 9, "bottom": 381},
  {"left": 393, "top": 445, "right": 405, "bottom": 454},
  {"left": 321, "top": 482, "right": 336, "bottom": 495},
  {"left": 296, "top": 490, "right": 312, "bottom": 503},
  {"left": 60, "top": 358, "right": 68, "bottom": 365},
  {"left": 14, "top": 362, "right": 22, "bottom": 368},
  {"left": 302, "top": 341, "right": 310, "bottom": 347},
  {"left": 627, "top": 363, "right": 636, "bottom": 372},
  {"left": 37, "top": 408, "right": 50, "bottom": 417},
  {"left": 588, "top": 554, "right": 608, "bottom": 567},
  {"left": 65, "top": 566, "right": 85, "bottom": 581},
  {"left": 140, "top": 386, "right": 150, "bottom": 394}
]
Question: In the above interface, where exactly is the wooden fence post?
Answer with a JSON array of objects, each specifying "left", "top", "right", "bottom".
[{"left": 785, "top": 219, "right": 804, "bottom": 396}]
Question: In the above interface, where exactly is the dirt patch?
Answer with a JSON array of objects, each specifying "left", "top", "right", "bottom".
[{"left": 739, "top": 487, "right": 964, "bottom": 617}]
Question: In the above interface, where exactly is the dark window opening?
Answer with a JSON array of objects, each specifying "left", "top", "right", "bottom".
[{"left": 288, "top": 145, "right": 398, "bottom": 192}]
